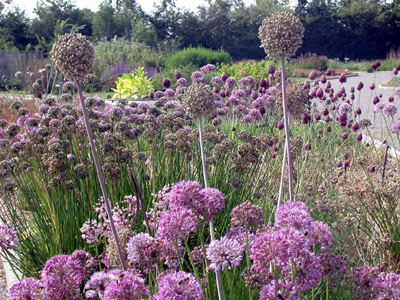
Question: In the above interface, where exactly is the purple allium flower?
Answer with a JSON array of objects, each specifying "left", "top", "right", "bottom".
[
  {"left": 230, "top": 200, "right": 264, "bottom": 230},
  {"left": 383, "top": 103, "right": 398, "bottom": 117},
  {"left": 260, "top": 280, "right": 300, "bottom": 300},
  {"left": 339, "top": 74, "right": 347, "bottom": 83},
  {"left": 309, "top": 221, "right": 333, "bottom": 251},
  {"left": 319, "top": 253, "right": 346, "bottom": 287},
  {"left": 356, "top": 132, "right": 363, "bottom": 141},
  {"left": 303, "top": 80, "right": 310, "bottom": 90},
  {"left": 304, "top": 142, "right": 311, "bottom": 151},
  {"left": 85, "top": 271, "right": 113, "bottom": 299},
  {"left": 221, "top": 73, "right": 228, "bottom": 82},
  {"left": 163, "top": 78, "right": 171, "bottom": 88},
  {"left": 80, "top": 219, "right": 104, "bottom": 244},
  {"left": 320, "top": 75, "right": 327, "bottom": 84},
  {"left": 260, "top": 78, "right": 268, "bottom": 88},
  {"left": 41, "top": 255, "right": 82, "bottom": 300},
  {"left": 370, "top": 83, "right": 375, "bottom": 90},
  {"left": 357, "top": 82, "right": 364, "bottom": 91},
  {"left": 392, "top": 119, "right": 400, "bottom": 133},
  {"left": 395, "top": 87, "right": 400, "bottom": 98},
  {"left": 275, "top": 201, "right": 312, "bottom": 231},
  {"left": 154, "top": 90, "right": 165, "bottom": 98},
  {"left": 241, "top": 115, "right": 253, "bottom": 123},
  {"left": 341, "top": 132, "right": 348, "bottom": 140},
  {"left": 374, "top": 102, "right": 386, "bottom": 113},
  {"left": 277, "top": 121, "right": 284, "bottom": 130},
  {"left": 104, "top": 272, "right": 148, "bottom": 300},
  {"left": 174, "top": 70, "right": 182, "bottom": 80},
  {"left": 249, "top": 108, "right": 262, "bottom": 121},
  {"left": 103, "top": 105, "right": 123, "bottom": 120},
  {"left": 67, "top": 153, "right": 76, "bottom": 160},
  {"left": 156, "top": 207, "right": 198, "bottom": 241},
  {"left": 164, "top": 88, "right": 175, "bottom": 98},
  {"left": 151, "top": 271, "right": 202, "bottom": 300},
  {"left": 339, "top": 103, "right": 352, "bottom": 114},
  {"left": 224, "top": 77, "right": 236, "bottom": 90},
  {"left": 309, "top": 71, "right": 317, "bottom": 80},
  {"left": 176, "top": 78, "right": 187, "bottom": 87},
  {"left": 352, "top": 265, "right": 379, "bottom": 300},
  {"left": 211, "top": 76, "right": 223, "bottom": 85},
  {"left": 268, "top": 65, "right": 276, "bottom": 75},
  {"left": 191, "top": 71, "right": 204, "bottom": 84},
  {"left": 62, "top": 81, "right": 75, "bottom": 92},
  {"left": 0, "top": 224, "right": 18, "bottom": 250},
  {"left": 8, "top": 278, "right": 43, "bottom": 300},
  {"left": 373, "top": 272, "right": 400, "bottom": 299},
  {"left": 200, "top": 64, "right": 216, "bottom": 73},
  {"left": 207, "top": 236, "right": 245, "bottom": 271}
]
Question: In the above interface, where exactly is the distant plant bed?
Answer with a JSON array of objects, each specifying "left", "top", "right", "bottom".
[
  {"left": 381, "top": 77, "right": 400, "bottom": 88},
  {"left": 166, "top": 47, "right": 231, "bottom": 70},
  {"left": 112, "top": 67, "right": 154, "bottom": 99},
  {"left": 290, "top": 52, "right": 329, "bottom": 71}
]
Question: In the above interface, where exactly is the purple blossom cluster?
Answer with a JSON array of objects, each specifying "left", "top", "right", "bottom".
[{"left": 0, "top": 224, "right": 18, "bottom": 250}]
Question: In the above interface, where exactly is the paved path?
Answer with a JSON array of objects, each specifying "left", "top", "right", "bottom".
[{"left": 327, "top": 71, "right": 399, "bottom": 149}]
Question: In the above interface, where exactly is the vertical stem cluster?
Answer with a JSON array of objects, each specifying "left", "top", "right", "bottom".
[
  {"left": 279, "top": 56, "right": 295, "bottom": 204},
  {"left": 76, "top": 81, "right": 127, "bottom": 270},
  {"left": 198, "top": 116, "right": 224, "bottom": 300}
]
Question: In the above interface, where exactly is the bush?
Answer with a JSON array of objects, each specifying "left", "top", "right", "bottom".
[
  {"left": 166, "top": 47, "right": 231, "bottom": 70},
  {"left": 291, "top": 53, "right": 329, "bottom": 71}
]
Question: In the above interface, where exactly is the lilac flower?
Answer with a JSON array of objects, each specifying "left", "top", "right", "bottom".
[
  {"left": 230, "top": 200, "right": 264, "bottom": 230},
  {"left": 8, "top": 278, "right": 43, "bottom": 300},
  {"left": 339, "top": 103, "right": 352, "bottom": 114},
  {"left": 156, "top": 206, "right": 198, "bottom": 241},
  {"left": 383, "top": 103, "right": 398, "bottom": 117},
  {"left": 275, "top": 201, "right": 312, "bottom": 231},
  {"left": 191, "top": 71, "right": 204, "bottom": 83},
  {"left": 207, "top": 236, "right": 245, "bottom": 271},
  {"left": 85, "top": 271, "right": 113, "bottom": 299},
  {"left": 374, "top": 102, "right": 386, "bottom": 113},
  {"left": 104, "top": 272, "right": 148, "bottom": 300},
  {"left": 200, "top": 64, "right": 216, "bottom": 73},
  {"left": 0, "top": 224, "right": 18, "bottom": 250},
  {"left": 392, "top": 119, "right": 400, "bottom": 133},
  {"left": 224, "top": 77, "right": 236, "bottom": 90},
  {"left": 151, "top": 271, "right": 202, "bottom": 300}
]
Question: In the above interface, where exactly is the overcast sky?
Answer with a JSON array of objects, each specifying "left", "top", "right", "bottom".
[{"left": 13, "top": 0, "right": 256, "bottom": 17}]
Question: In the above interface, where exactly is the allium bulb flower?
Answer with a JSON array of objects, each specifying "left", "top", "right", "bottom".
[
  {"left": 230, "top": 200, "right": 264, "bottom": 230},
  {"left": 8, "top": 278, "right": 43, "bottom": 300},
  {"left": 0, "top": 224, "right": 18, "bottom": 250},
  {"left": 383, "top": 103, "right": 398, "bottom": 117},
  {"left": 103, "top": 272, "right": 148, "bottom": 300},
  {"left": 50, "top": 33, "right": 94, "bottom": 80},
  {"left": 258, "top": 11, "right": 304, "bottom": 60},
  {"left": 392, "top": 119, "right": 400, "bottom": 133},
  {"left": 181, "top": 83, "right": 215, "bottom": 117},
  {"left": 151, "top": 271, "right": 202, "bottom": 300},
  {"left": 207, "top": 236, "right": 245, "bottom": 271}
]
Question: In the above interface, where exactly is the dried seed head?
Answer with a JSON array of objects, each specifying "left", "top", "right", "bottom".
[
  {"left": 259, "top": 12, "right": 304, "bottom": 60},
  {"left": 50, "top": 33, "right": 94, "bottom": 80},
  {"left": 181, "top": 83, "right": 216, "bottom": 117}
]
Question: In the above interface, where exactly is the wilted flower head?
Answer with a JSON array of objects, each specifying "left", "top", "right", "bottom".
[
  {"left": 50, "top": 33, "right": 94, "bottom": 80},
  {"left": 259, "top": 12, "right": 304, "bottom": 59},
  {"left": 181, "top": 83, "right": 215, "bottom": 117}
]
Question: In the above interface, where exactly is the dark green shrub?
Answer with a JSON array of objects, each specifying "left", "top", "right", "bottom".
[{"left": 166, "top": 47, "right": 231, "bottom": 70}]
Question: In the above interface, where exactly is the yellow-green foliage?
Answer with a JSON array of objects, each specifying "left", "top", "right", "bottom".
[{"left": 112, "top": 67, "right": 154, "bottom": 99}]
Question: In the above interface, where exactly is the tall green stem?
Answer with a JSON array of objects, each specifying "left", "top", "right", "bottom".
[
  {"left": 198, "top": 116, "right": 224, "bottom": 300},
  {"left": 76, "top": 81, "right": 127, "bottom": 270}
]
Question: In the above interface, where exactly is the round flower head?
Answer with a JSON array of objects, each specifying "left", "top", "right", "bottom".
[
  {"left": 50, "top": 33, "right": 94, "bottom": 80},
  {"left": 9, "top": 278, "right": 43, "bottom": 300},
  {"left": 152, "top": 271, "right": 202, "bottom": 300},
  {"left": 259, "top": 12, "right": 304, "bottom": 60},
  {"left": 181, "top": 83, "right": 215, "bottom": 117}
]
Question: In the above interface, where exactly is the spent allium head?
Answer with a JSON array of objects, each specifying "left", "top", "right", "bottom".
[
  {"left": 50, "top": 33, "right": 94, "bottom": 80},
  {"left": 181, "top": 83, "right": 215, "bottom": 117},
  {"left": 383, "top": 103, "right": 398, "bottom": 117},
  {"left": 151, "top": 271, "right": 202, "bottom": 300},
  {"left": 275, "top": 201, "right": 312, "bottom": 231},
  {"left": 259, "top": 11, "right": 304, "bottom": 59},
  {"left": 8, "top": 278, "right": 43, "bottom": 300},
  {"left": 0, "top": 224, "right": 18, "bottom": 250},
  {"left": 207, "top": 236, "right": 245, "bottom": 271},
  {"left": 156, "top": 206, "right": 198, "bottom": 241},
  {"left": 103, "top": 272, "right": 148, "bottom": 300},
  {"left": 230, "top": 200, "right": 264, "bottom": 230}
]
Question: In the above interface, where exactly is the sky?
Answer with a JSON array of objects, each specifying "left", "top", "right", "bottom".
[{"left": 13, "top": 0, "right": 256, "bottom": 17}]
